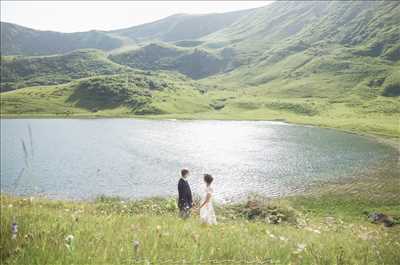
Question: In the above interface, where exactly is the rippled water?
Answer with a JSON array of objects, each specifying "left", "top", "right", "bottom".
[{"left": 1, "top": 119, "right": 398, "bottom": 202}]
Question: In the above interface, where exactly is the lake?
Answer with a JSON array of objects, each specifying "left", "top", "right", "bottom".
[{"left": 1, "top": 119, "right": 398, "bottom": 202}]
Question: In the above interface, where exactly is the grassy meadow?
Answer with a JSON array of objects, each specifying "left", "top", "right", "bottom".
[{"left": 1, "top": 172, "right": 400, "bottom": 265}]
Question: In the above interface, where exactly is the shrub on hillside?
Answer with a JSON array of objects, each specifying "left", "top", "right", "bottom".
[
  {"left": 383, "top": 44, "right": 400, "bottom": 61},
  {"left": 70, "top": 75, "right": 165, "bottom": 114},
  {"left": 382, "top": 74, "right": 400, "bottom": 97},
  {"left": 265, "top": 101, "right": 319, "bottom": 116},
  {"left": 220, "top": 196, "right": 300, "bottom": 225}
]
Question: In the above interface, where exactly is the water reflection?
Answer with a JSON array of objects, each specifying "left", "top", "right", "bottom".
[{"left": 1, "top": 119, "right": 398, "bottom": 202}]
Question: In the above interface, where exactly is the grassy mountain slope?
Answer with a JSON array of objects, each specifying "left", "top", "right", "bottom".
[
  {"left": 0, "top": 50, "right": 125, "bottom": 92},
  {"left": 112, "top": 9, "right": 253, "bottom": 42},
  {"left": 201, "top": 1, "right": 400, "bottom": 84},
  {"left": 109, "top": 43, "right": 232, "bottom": 79},
  {"left": 0, "top": 8, "right": 253, "bottom": 56},
  {"left": 0, "top": 71, "right": 212, "bottom": 116},
  {"left": 0, "top": 22, "right": 122, "bottom": 56},
  {"left": 203, "top": 1, "right": 400, "bottom": 62},
  {"left": 1, "top": 1, "right": 399, "bottom": 138}
]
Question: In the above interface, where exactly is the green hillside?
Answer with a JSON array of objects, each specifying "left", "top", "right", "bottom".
[
  {"left": 203, "top": 1, "right": 400, "bottom": 82},
  {"left": 0, "top": 70, "right": 213, "bottom": 116},
  {"left": 109, "top": 43, "right": 231, "bottom": 79},
  {"left": 0, "top": 9, "right": 253, "bottom": 56},
  {"left": 0, "top": 1, "right": 399, "bottom": 138},
  {"left": 203, "top": 1, "right": 400, "bottom": 62},
  {"left": 111, "top": 9, "right": 253, "bottom": 42},
  {"left": 0, "top": 50, "right": 125, "bottom": 92},
  {"left": 0, "top": 22, "right": 122, "bottom": 56}
]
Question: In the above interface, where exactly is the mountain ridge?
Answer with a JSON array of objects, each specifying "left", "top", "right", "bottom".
[
  {"left": 0, "top": 7, "right": 256, "bottom": 56},
  {"left": 0, "top": 22, "right": 123, "bottom": 56}
]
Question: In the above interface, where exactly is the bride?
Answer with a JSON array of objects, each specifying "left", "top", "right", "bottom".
[{"left": 199, "top": 174, "right": 217, "bottom": 225}]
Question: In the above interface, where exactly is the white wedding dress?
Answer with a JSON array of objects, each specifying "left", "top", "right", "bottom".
[{"left": 200, "top": 186, "right": 217, "bottom": 225}]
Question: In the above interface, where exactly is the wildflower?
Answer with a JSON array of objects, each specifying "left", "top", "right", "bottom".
[
  {"left": 11, "top": 222, "right": 18, "bottom": 240},
  {"left": 266, "top": 230, "right": 276, "bottom": 239},
  {"left": 133, "top": 240, "right": 140, "bottom": 254},
  {"left": 279, "top": 236, "right": 288, "bottom": 242},
  {"left": 29, "top": 196, "right": 34, "bottom": 203},
  {"left": 293, "top": 243, "right": 306, "bottom": 254},
  {"left": 313, "top": 229, "right": 321, "bottom": 234},
  {"left": 156, "top": 225, "right": 161, "bottom": 232},
  {"left": 8, "top": 204, "right": 13, "bottom": 208},
  {"left": 65, "top": 235, "right": 74, "bottom": 252},
  {"left": 24, "top": 233, "right": 34, "bottom": 240}
]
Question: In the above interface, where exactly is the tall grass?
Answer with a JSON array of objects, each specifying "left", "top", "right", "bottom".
[{"left": 1, "top": 192, "right": 399, "bottom": 265}]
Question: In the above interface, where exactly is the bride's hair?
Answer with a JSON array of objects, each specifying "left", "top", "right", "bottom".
[{"left": 204, "top": 174, "right": 213, "bottom": 185}]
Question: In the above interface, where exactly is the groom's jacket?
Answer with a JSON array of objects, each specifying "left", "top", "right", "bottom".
[{"left": 178, "top": 178, "right": 192, "bottom": 210}]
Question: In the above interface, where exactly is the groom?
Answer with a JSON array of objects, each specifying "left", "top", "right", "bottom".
[{"left": 178, "top": 169, "right": 193, "bottom": 219}]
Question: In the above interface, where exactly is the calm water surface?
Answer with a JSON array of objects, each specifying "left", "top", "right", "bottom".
[{"left": 1, "top": 119, "right": 398, "bottom": 202}]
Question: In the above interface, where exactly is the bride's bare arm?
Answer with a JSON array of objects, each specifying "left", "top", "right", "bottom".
[{"left": 199, "top": 193, "right": 211, "bottom": 209}]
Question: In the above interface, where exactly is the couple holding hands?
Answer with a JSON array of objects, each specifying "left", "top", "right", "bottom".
[{"left": 177, "top": 169, "right": 217, "bottom": 225}]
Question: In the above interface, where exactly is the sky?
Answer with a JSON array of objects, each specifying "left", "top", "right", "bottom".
[{"left": 1, "top": 1, "right": 272, "bottom": 33}]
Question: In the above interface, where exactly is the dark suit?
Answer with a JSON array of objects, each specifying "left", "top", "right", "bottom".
[{"left": 178, "top": 178, "right": 192, "bottom": 217}]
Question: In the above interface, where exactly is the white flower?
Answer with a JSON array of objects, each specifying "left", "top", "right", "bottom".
[
  {"left": 133, "top": 240, "right": 140, "bottom": 254},
  {"left": 279, "top": 236, "right": 288, "bottom": 242},
  {"left": 293, "top": 243, "right": 307, "bottom": 254},
  {"left": 65, "top": 234, "right": 74, "bottom": 243},
  {"left": 266, "top": 231, "right": 276, "bottom": 239},
  {"left": 297, "top": 243, "right": 306, "bottom": 251},
  {"left": 65, "top": 235, "right": 74, "bottom": 252}
]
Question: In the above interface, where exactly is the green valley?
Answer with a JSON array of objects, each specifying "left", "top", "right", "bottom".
[{"left": 1, "top": 1, "right": 399, "bottom": 139}]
